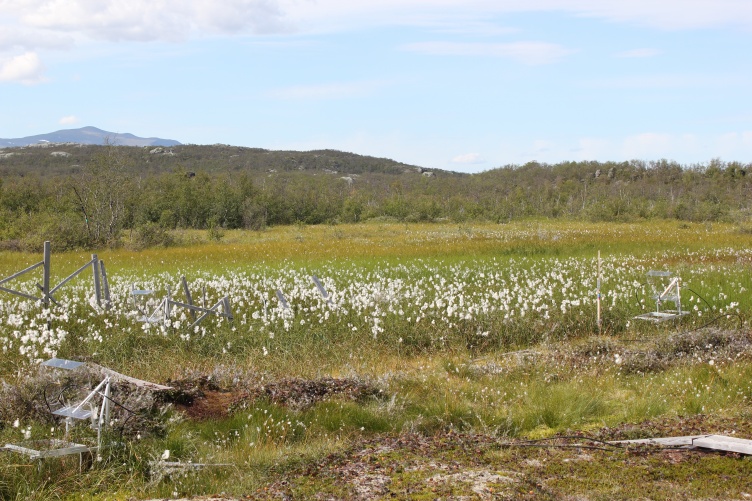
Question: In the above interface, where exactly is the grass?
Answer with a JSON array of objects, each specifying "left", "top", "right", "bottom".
[{"left": 0, "top": 220, "right": 751, "bottom": 499}]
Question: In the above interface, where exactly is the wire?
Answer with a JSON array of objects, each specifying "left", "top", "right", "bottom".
[
  {"left": 500, "top": 443, "right": 614, "bottom": 451},
  {"left": 681, "top": 312, "right": 745, "bottom": 333},
  {"left": 498, "top": 436, "right": 701, "bottom": 454},
  {"left": 517, "top": 435, "right": 621, "bottom": 448},
  {"left": 684, "top": 286, "right": 712, "bottom": 310}
]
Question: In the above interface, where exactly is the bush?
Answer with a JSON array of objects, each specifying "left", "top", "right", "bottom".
[
  {"left": 128, "top": 222, "right": 175, "bottom": 250},
  {"left": 13, "top": 210, "right": 92, "bottom": 252}
]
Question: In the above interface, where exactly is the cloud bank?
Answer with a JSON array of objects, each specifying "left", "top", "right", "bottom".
[
  {"left": 3, "top": 0, "right": 752, "bottom": 49},
  {"left": 0, "top": 51, "right": 45, "bottom": 84},
  {"left": 402, "top": 41, "right": 575, "bottom": 65}
]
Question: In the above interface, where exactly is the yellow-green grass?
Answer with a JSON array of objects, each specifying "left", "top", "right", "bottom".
[
  {"left": 1, "top": 220, "right": 748, "bottom": 275},
  {"left": 1, "top": 220, "right": 752, "bottom": 499}
]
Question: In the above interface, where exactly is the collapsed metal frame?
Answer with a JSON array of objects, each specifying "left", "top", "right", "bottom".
[
  {"left": 0, "top": 241, "right": 111, "bottom": 310},
  {"left": 268, "top": 275, "right": 331, "bottom": 317},
  {"left": 132, "top": 275, "right": 233, "bottom": 329},
  {"left": 3, "top": 358, "right": 113, "bottom": 464}
]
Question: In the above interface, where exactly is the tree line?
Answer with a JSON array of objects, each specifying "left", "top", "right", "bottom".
[{"left": 0, "top": 144, "right": 750, "bottom": 250}]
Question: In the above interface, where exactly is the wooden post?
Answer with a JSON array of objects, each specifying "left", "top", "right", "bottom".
[
  {"left": 597, "top": 251, "right": 602, "bottom": 335},
  {"left": 43, "top": 241, "right": 51, "bottom": 308},
  {"left": 100, "top": 260, "right": 110, "bottom": 310},
  {"left": 91, "top": 254, "right": 101, "bottom": 307},
  {"left": 182, "top": 276, "right": 195, "bottom": 320}
]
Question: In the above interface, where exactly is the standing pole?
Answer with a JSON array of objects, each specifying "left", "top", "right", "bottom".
[
  {"left": 596, "top": 250, "right": 602, "bottom": 335},
  {"left": 165, "top": 284, "right": 172, "bottom": 319},
  {"left": 100, "top": 260, "right": 111, "bottom": 310},
  {"left": 42, "top": 241, "right": 51, "bottom": 308},
  {"left": 43, "top": 241, "right": 52, "bottom": 330},
  {"left": 92, "top": 254, "right": 102, "bottom": 307}
]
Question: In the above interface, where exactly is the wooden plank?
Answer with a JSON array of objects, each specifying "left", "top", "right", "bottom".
[{"left": 694, "top": 435, "right": 752, "bottom": 455}]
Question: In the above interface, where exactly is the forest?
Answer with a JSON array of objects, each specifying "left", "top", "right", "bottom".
[{"left": 0, "top": 142, "right": 750, "bottom": 250}]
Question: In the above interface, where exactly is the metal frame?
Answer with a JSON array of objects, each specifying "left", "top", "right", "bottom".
[
  {"left": 634, "top": 270, "right": 689, "bottom": 323},
  {"left": 0, "top": 241, "right": 110, "bottom": 310},
  {"left": 311, "top": 275, "right": 332, "bottom": 305},
  {"left": 3, "top": 359, "right": 112, "bottom": 464},
  {"left": 3, "top": 439, "right": 91, "bottom": 462},
  {"left": 133, "top": 276, "right": 232, "bottom": 328}
]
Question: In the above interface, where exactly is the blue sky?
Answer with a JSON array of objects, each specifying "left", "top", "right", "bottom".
[{"left": 1, "top": 1, "right": 751, "bottom": 172}]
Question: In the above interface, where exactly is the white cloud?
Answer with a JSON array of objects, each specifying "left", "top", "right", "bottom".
[
  {"left": 573, "top": 137, "right": 612, "bottom": 160},
  {"left": 615, "top": 48, "right": 662, "bottom": 58},
  {"left": 562, "top": 0, "right": 752, "bottom": 31},
  {"left": 533, "top": 139, "right": 554, "bottom": 153},
  {"left": 402, "top": 41, "right": 575, "bottom": 65},
  {"left": 0, "top": 27, "right": 74, "bottom": 51},
  {"left": 452, "top": 153, "right": 485, "bottom": 164},
  {"left": 622, "top": 132, "right": 673, "bottom": 158},
  {"left": 277, "top": 0, "right": 752, "bottom": 32},
  {"left": 59, "top": 115, "right": 79, "bottom": 125},
  {"left": 267, "top": 80, "right": 390, "bottom": 100},
  {"left": 0, "top": 52, "right": 45, "bottom": 84},
  {"left": 14, "top": 0, "right": 289, "bottom": 42},
  {"left": 715, "top": 131, "right": 752, "bottom": 157},
  {"left": 418, "top": 19, "right": 520, "bottom": 36},
  {"left": 2, "top": 1, "right": 752, "bottom": 51},
  {"left": 584, "top": 73, "right": 750, "bottom": 89}
]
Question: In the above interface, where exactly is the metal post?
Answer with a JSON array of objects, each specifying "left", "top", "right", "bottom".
[
  {"left": 43, "top": 241, "right": 51, "bottom": 330},
  {"left": 597, "top": 251, "right": 602, "bottom": 335},
  {"left": 100, "top": 260, "right": 110, "bottom": 310},
  {"left": 91, "top": 254, "right": 101, "bottom": 307},
  {"left": 182, "top": 276, "right": 195, "bottom": 320},
  {"left": 43, "top": 241, "right": 51, "bottom": 308},
  {"left": 223, "top": 297, "right": 233, "bottom": 321},
  {"left": 165, "top": 285, "right": 172, "bottom": 319}
]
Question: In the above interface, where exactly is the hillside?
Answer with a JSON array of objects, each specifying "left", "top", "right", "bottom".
[
  {"left": 0, "top": 126, "right": 180, "bottom": 148},
  {"left": 0, "top": 142, "right": 438, "bottom": 177},
  {"left": 0, "top": 142, "right": 750, "bottom": 251}
]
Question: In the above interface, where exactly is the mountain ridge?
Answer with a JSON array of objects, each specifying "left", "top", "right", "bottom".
[{"left": 0, "top": 126, "right": 181, "bottom": 147}]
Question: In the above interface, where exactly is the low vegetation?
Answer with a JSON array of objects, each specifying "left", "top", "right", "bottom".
[{"left": 0, "top": 221, "right": 751, "bottom": 499}]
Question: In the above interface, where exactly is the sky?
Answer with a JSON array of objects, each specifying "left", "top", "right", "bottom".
[{"left": 1, "top": 1, "right": 751, "bottom": 173}]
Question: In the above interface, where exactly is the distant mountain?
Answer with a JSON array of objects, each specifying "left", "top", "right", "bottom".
[{"left": 0, "top": 126, "right": 181, "bottom": 147}]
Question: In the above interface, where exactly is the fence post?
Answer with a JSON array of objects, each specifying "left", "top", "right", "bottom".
[
  {"left": 43, "top": 241, "right": 51, "bottom": 308},
  {"left": 223, "top": 297, "right": 233, "bottom": 321},
  {"left": 165, "top": 285, "right": 172, "bottom": 319},
  {"left": 92, "top": 254, "right": 101, "bottom": 307},
  {"left": 597, "top": 250, "right": 602, "bottom": 335},
  {"left": 182, "top": 276, "right": 195, "bottom": 320},
  {"left": 100, "top": 260, "right": 111, "bottom": 310}
]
